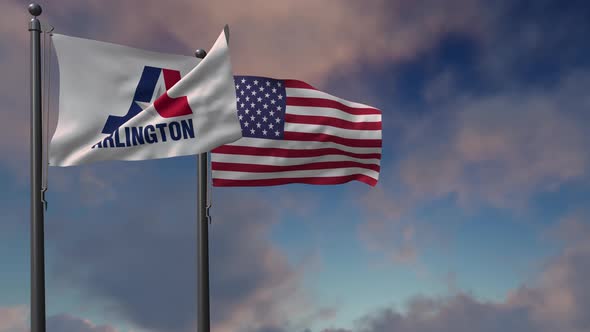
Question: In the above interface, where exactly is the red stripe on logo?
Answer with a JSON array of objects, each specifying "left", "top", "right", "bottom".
[
  {"left": 154, "top": 69, "right": 192, "bottom": 118},
  {"left": 162, "top": 69, "right": 182, "bottom": 90},
  {"left": 154, "top": 92, "right": 192, "bottom": 118}
]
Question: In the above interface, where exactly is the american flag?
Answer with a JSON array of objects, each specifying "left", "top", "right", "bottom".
[{"left": 211, "top": 76, "right": 382, "bottom": 186}]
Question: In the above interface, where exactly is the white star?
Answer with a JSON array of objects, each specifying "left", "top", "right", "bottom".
[
  {"left": 241, "top": 78, "right": 246, "bottom": 83},
  {"left": 254, "top": 80, "right": 259, "bottom": 85},
  {"left": 263, "top": 104, "right": 269, "bottom": 109},
  {"left": 259, "top": 87, "right": 264, "bottom": 92},
  {"left": 251, "top": 91, "right": 257, "bottom": 96},
  {"left": 270, "top": 99, "right": 276, "bottom": 104},
  {"left": 250, "top": 115, "right": 255, "bottom": 121},
  {"left": 257, "top": 97, "right": 262, "bottom": 102},
  {"left": 278, "top": 94, "right": 283, "bottom": 100},
  {"left": 277, "top": 82, "right": 282, "bottom": 87},
  {"left": 244, "top": 122, "right": 249, "bottom": 127},
  {"left": 251, "top": 103, "right": 255, "bottom": 108},
  {"left": 262, "top": 116, "right": 268, "bottom": 122},
  {"left": 272, "top": 88, "right": 277, "bottom": 93},
  {"left": 240, "top": 103, "right": 245, "bottom": 108},
  {"left": 275, "top": 117, "right": 281, "bottom": 123},
  {"left": 238, "top": 115, "right": 243, "bottom": 120},
  {"left": 246, "top": 84, "right": 251, "bottom": 90},
  {"left": 250, "top": 128, "right": 256, "bottom": 134},
  {"left": 245, "top": 96, "right": 250, "bottom": 102},
  {"left": 245, "top": 109, "right": 250, "bottom": 114},
  {"left": 256, "top": 122, "right": 261, "bottom": 128},
  {"left": 256, "top": 109, "right": 262, "bottom": 115},
  {"left": 269, "top": 124, "right": 274, "bottom": 129},
  {"left": 135, "top": 101, "right": 151, "bottom": 111},
  {"left": 263, "top": 129, "right": 268, "bottom": 135},
  {"left": 275, "top": 131, "right": 280, "bottom": 136},
  {"left": 266, "top": 81, "right": 271, "bottom": 86},
  {"left": 265, "top": 93, "right": 270, "bottom": 98},
  {"left": 277, "top": 106, "right": 282, "bottom": 111},
  {"left": 240, "top": 90, "right": 245, "bottom": 95},
  {"left": 269, "top": 110, "right": 275, "bottom": 116},
  {"left": 235, "top": 84, "right": 240, "bottom": 90},
  {"left": 236, "top": 97, "right": 240, "bottom": 102}
]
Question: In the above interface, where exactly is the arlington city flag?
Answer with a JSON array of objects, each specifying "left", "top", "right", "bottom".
[{"left": 49, "top": 26, "right": 241, "bottom": 166}]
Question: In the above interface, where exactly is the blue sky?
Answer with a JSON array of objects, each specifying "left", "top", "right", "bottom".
[{"left": 1, "top": 1, "right": 590, "bottom": 332}]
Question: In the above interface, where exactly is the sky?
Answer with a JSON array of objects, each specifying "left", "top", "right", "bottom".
[{"left": 1, "top": 0, "right": 590, "bottom": 331}]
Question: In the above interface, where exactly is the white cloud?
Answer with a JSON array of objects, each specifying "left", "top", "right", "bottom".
[
  {"left": 0, "top": 306, "right": 27, "bottom": 332},
  {"left": 0, "top": 308, "right": 119, "bottom": 332}
]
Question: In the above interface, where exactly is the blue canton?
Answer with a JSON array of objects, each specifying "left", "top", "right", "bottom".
[{"left": 234, "top": 76, "right": 286, "bottom": 139}]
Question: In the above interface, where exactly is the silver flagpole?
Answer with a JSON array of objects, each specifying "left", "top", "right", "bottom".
[
  {"left": 28, "top": 3, "right": 46, "bottom": 332},
  {"left": 194, "top": 48, "right": 211, "bottom": 332}
]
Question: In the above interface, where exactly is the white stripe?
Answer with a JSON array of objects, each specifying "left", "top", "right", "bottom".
[
  {"left": 212, "top": 167, "right": 379, "bottom": 180},
  {"left": 223, "top": 137, "right": 382, "bottom": 154},
  {"left": 285, "top": 123, "right": 382, "bottom": 140},
  {"left": 287, "top": 106, "right": 382, "bottom": 123},
  {"left": 211, "top": 153, "right": 381, "bottom": 166},
  {"left": 286, "top": 88, "right": 377, "bottom": 109}
]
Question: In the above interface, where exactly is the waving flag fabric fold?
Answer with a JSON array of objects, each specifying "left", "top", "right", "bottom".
[
  {"left": 212, "top": 76, "right": 382, "bottom": 186},
  {"left": 49, "top": 26, "right": 240, "bottom": 166}
]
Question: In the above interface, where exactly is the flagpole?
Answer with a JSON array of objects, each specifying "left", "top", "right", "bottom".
[
  {"left": 28, "top": 3, "right": 46, "bottom": 332},
  {"left": 195, "top": 48, "right": 211, "bottom": 332}
]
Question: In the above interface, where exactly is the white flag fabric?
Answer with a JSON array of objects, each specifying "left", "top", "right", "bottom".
[{"left": 49, "top": 26, "right": 241, "bottom": 166}]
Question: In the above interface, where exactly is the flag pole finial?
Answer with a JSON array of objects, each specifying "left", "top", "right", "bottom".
[
  {"left": 28, "top": 3, "right": 42, "bottom": 16},
  {"left": 195, "top": 49, "right": 207, "bottom": 59}
]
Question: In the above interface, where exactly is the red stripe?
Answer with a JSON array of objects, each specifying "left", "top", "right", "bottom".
[
  {"left": 283, "top": 132, "right": 382, "bottom": 148},
  {"left": 153, "top": 92, "right": 192, "bottom": 118},
  {"left": 285, "top": 114, "right": 382, "bottom": 130},
  {"left": 286, "top": 97, "right": 381, "bottom": 115},
  {"left": 213, "top": 174, "right": 378, "bottom": 187},
  {"left": 212, "top": 161, "right": 380, "bottom": 173},
  {"left": 211, "top": 145, "right": 381, "bottom": 160},
  {"left": 162, "top": 69, "right": 181, "bottom": 89},
  {"left": 284, "top": 79, "right": 318, "bottom": 90}
]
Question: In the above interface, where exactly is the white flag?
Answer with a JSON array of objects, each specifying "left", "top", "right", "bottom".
[{"left": 49, "top": 26, "right": 241, "bottom": 166}]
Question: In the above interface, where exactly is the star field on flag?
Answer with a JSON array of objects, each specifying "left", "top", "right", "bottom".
[{"left": 235, "top": 76, "right": 286, "bottom": 139}]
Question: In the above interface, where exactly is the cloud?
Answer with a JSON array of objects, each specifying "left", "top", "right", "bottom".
[
  {"left": 350, "top": 294, "right": 536, "bottom": 332},
  {"left": 546, "top": 211, "right": 590, "bottom": 244},
  {"left": 41, "top": 0, "right": 486, "bottom": 84},
  {"left": 322, "top": 214, "right": 590, "bottom": 332},
  {"left": 0, "top": 307, "right": 118, "bottom": 332},
  {"left": 358, "top": 69, "right": 590, "bottom": 266},
  {"left": 0, "top": 306, "right": 26, "bottom": 332},
  {"left": 398, "top": 70, "right": 590, "bottom": 209},
  {"left": 47, "top": 314, "right": 119, "bottom": 332},
  {"left": 208, "top": 193, "right": 313, "bottom": 332},
  {"left": 45, "top": 169, "right": 316, "bottom": 332},
  {"left": 357, "top": 187, "right": 420, "bottom": 264},
  {"left": 504, "top": 214, "right": 590, "bottom": 331},
  {"left": 474, "top": 0, "right": 590, "bottom": 84},
  {"left": 0, "top": 2, "right": 38, "bottom": 174}
]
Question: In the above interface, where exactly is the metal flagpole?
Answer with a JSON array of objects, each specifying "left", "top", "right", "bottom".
[
  {"left": 28, "top": 3, "right": 46, "bottom": 332},
  {"left": 195, "top": 48, "right": 211, "bottom": 332}
]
